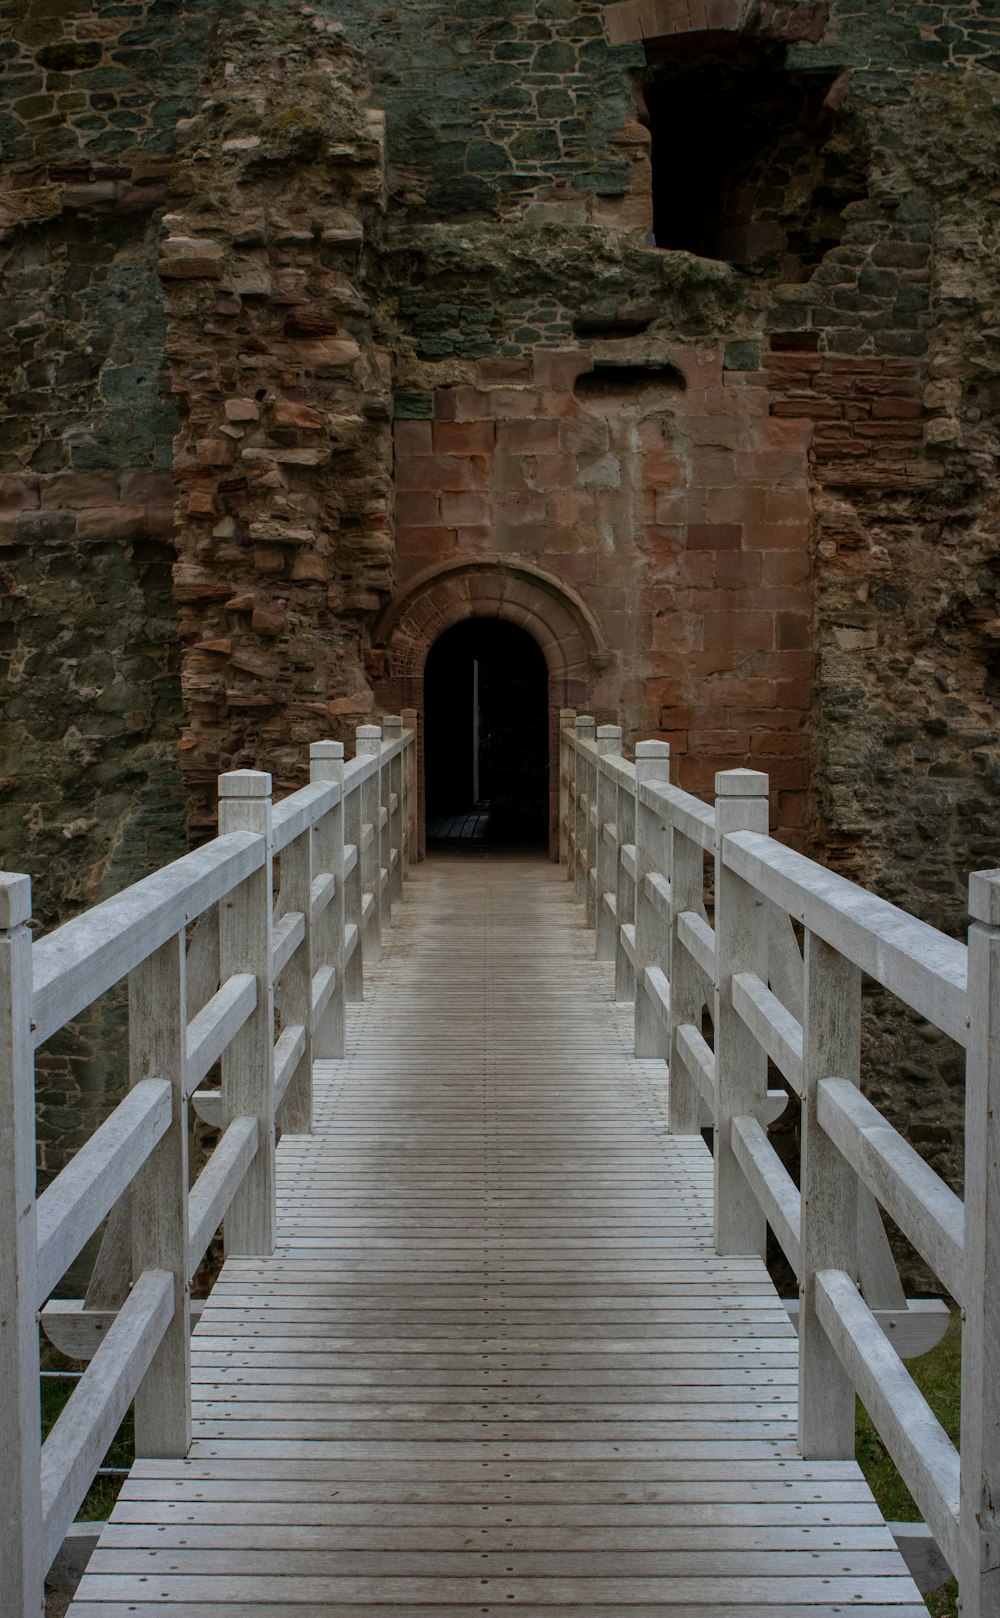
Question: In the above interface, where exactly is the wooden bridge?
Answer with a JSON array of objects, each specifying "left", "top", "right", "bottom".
[{"left": 2, "top": 715, "right": 997, "bottom": 1615}]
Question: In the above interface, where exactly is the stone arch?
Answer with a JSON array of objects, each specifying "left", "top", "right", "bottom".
[{"left": 368, "top": 560, "right": 613, "bottom": 858}]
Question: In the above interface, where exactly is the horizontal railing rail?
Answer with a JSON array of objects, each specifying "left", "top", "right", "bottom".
[
  {"left": 560, "top": 709, "right": 997, "bottom": 1618},
  {"left": 1, "top": 718, "right": 416, "bottom": 1617}
]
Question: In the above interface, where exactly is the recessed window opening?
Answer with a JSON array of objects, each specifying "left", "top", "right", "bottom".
[
  {"left": 641, "top": 42, "right": 867, "bottom": 277},
  {"left": 424, "top": 619, "right": 549, "bottom": 849},
  {"left": 574, "top": 360, "right": 687, "bottom": 410}
]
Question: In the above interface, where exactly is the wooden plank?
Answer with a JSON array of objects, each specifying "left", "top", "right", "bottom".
[
  {"left": 35, "top": 1079, "right": 171, "bottom": 1304},
  {"left": 32, "top": 832, "right": 263, "bottom": 1048},
  {"left": 817, "top": 1077, "right": 964, "bottom": 1305},
  {"left": 188, "top": 1118, "right": 259, "bottom": 1278},
  {"left": 42, "top": 1267, "right": 173, "bottom": 1568},
  {"left": 185, "top": 973, "right": 257, "bottom": 1099},
  {"left": 722, "top": 830, "right": 968, "bottom": 1048}
]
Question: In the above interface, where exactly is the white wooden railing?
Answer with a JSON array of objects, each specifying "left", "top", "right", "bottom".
[
  {"left": 0, "top": 720, "right": 416, "bottom": 1618},
  {"left": 560, "top": 709, "right": 999, "bottom": 1617}
]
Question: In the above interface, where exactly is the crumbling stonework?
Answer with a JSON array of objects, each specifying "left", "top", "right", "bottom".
[{"left": 2, "top": 0, "right": 1000, "bottom": 1204}]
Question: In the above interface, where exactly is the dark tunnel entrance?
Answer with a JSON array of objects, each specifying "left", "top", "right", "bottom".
[{"left": 424, "top": 619, "right": 549, "bottom": 848}]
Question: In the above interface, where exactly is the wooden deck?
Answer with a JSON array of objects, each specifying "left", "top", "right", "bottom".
[{"left": 69, "top": 854, "right": 925, "bottom": 1616}]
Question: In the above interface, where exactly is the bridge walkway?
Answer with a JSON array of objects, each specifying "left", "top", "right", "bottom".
[{"left": 69, "top": 853, "right": 925, "bottom": 1616}]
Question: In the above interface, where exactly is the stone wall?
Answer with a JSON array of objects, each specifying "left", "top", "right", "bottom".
[{"left": 2, "top": 0, "right": 999, "bottom": 1206}]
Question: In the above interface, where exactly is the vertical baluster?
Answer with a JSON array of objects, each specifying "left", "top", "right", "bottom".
[
  {"left": 595, "top": 725, "right": 620, "bottom": 961},
  {"left": 614, "top": 762, "right": 637, "bottom": 1004},
  {"left": 0, "top": 874, "right": 44, "bottom": 1617},
  {"left": 559, "top": 708, "right": 575, "bottom": 869},
  {"left": 960, "top": 870, "right": 1000, "bottom": 1617},
  {"left": 356, "top": 725, "right": 383, "bottom": 964},
  {"left": 402, "top": 708, "right": 418, "bottom": 875},
  {"left": 713, "top": 768, "right": 769, "bottom": 1256},
  {"left": 342, "top": 750, "right": 365, "bottom": 1002},
  {"left": 574, "top": 716, "right": 594, "bottom": 908},
  {"left": 129, "top": 931, "right": 191, "bottom": 1455},
  {"left": 310, "top": 741, "right": 346, "bottom": 1060},
  {"left": 797, "top": 929, "right": 862, "bottom": 1457},
  {"left": 633, "top": 742, "right": 670, "bottom": 1058},
  {"left": 383, "top": 716, "right": 404, "bottom": 908},
  {"left": 218, "top": 770, "right": 275, "bottom": 1256}
]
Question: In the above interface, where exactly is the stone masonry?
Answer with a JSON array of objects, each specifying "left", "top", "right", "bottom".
[{"left": 2, "top": 0, "right": 999, "bottom": 1200}]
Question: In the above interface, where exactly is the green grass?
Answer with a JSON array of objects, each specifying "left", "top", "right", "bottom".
[
  {"left": 40, "top": 1344, "right": 133, "bottom": 1522},
  {"left": 855, "top": 1309, "right": 961, "bottom": 1616}
]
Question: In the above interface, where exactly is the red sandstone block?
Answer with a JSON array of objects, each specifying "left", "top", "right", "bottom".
[
  {"left": 733, "top": 449, "right": 807, "bottom": 482},
  {"left": 536, "top": 389, "right": 580, "bottom": 420},
  {"left": 682, "top": 416, "right": 745, "bottom": 451},
  {"left": 688, "top": 523, "right": 742, "bottom": 551},
  {"left": 770, "top": 398, "right": 843, "bottom": 421},
  {"left": 714, "top": 553, "right": 762, "bottom": 587},
  {"left": 525, "top": 453, "right": 577, "bottom": 490},
  {"left": 38, "top": 471, "right": 116, "bottom": 509},
  {"left": 122, "top": 470, "right": 175, "bottom": 504},
  {"left": 547, "top": 488, "right": 595, "bottom": 526},
  {"left": 668, "top": 555, "right": 716, "bottom": 589},
  {"left": 703, "top": 610, "right": 775, "bottom": 652},
  {"left": 394, "top": 491, "right": 439, "bottom": 524},
  {"left": 396, "top": 525, "right": 456, "bottom": 554},
  {"left": 494, "top": 454, "right": 530, "bottom": 494},
  {"left": 777, "top": 791, "right": 808, "bottom": 828},
  {"left": 762, "top": 551, "right": 810, "bottom": 585},
  {"left": 495, "top": 491, "right": 547, "bottom": 524},
  {"left": 776, "top": 611, "right": 810, "bottom": 649},
  {"left": 395, "top": 454, "right": 489, "bottom": 492},
  {"left": 456, "top": 525, "right": 493, "bottom": 549},
  {"left": 656, "top": 488, "right": 701, "bottom": 524},
  {"left": 440, "top": 491, "right": 490, "bottom": 525},
  {"left": 773, "top": 678, "right": 815, "bottom": 711},
  {"left": 708, "top": 677, "right": 777, "bottom": 707},
  {"left": 750, "top": 732, "right": 808, "bottom": 757},
  {"left": 394, "top": 421, "right": 434, "bottom": 455},
  {"left": 476, "top": 358, "right": 533, "bottom": 384},
  {"left": 672, "top": 346, "right": 723, "bottom": 388},
  {"left": 498, "top": 418, "right": 560, "bottom": 454},
  {"left": 651, "top": 611, "right": 703, "bottom": 652},
  {"left": 691, "top": 450, "right": 735, "bottom": 487},
  {"left": 433, "top": 420, "right": 496, "bottom": 454},
  {"left": 689, "top": 728, "right": 751, "bottom": 753},
  {"left": 531, "top": 351, "right": 590, "bottom": 388},
  {"left": 759, "top": 757, "right": 809, "bottom": 790},
  {"left": 762, "top": 417, "right": 814, "bottom": 449},
  {"left": 742, "top": 521, "right": 811, "bottom": 552},
  {"left": 488, "top": 388, "right": 542, "bottom": 419},
  {"left": 704, "top": 486, "right": 766, "bottom": 523},
  {"left": 435, "top": 386, "right": 489, "bottom": 422},
  {"left": 766, "top": 488, "right": 813, "bottom": 522},
  {"left": 76, "top": 505, "right": 147, "bottom": 542}
]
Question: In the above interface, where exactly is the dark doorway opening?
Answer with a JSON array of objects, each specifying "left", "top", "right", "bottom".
[{"left": 424, "top": 619, "right": 549, "bottom": 848}]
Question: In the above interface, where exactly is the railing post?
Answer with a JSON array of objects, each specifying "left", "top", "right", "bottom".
[
  {"left": 356, "top": 724, "right": 383, "bottom": 964},
  {"left": 595, "top": 725, "right": 621, "bottom": 961},
  {"left": 668, "top": 819, "right": 705, "bottom": 1136},
  {"left": 633, "top": 741, "right": 670, "bottom": 1057},
  {"left": 559, "top": 708, "right": 575, "bottom": 869},
  {"left": 401, "top": 709, "right": 418, "bottom": 873},
  {"left": 797, "top": 928, "right": 862, "bottom": 1458},
  {"left": 383, "top": 716, "right": 404, "bottom": 908},
  {"left": 574, "top": 716, "right": 594, "bottom": 908},
  {"left": 310, "top": 741, "right": 347, "bottom": 1060},
  {"left": 275, "top": 802, "right": 315, "bottom": 1136},
  {"left": 0, "top": 874, "right": 44, "bottom": 1617},
  {"left": 218, "top": 770, "right": 275, "bottom": 1255},
  {"left": 960, "top": 869, "right": 1000, "bottom": 1617},
  {"left": 342, "top": 745, "right": 365, "bottom": 1002},
  {"left": 128, "top": 930, "right": 191, "bottom": 1458},
  {"left": 713, "top": 769, "right": 769, "bottom": 1256},
  {"left": 614, "top": 759, "right": 637, "bottom": 1004}
]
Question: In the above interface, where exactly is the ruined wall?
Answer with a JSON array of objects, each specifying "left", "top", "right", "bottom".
[{"left": 2, "top": 0, "right": 999, "bottom": 1200}]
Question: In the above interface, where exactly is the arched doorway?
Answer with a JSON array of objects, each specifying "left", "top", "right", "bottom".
[
  {"left": 368, "top": 559, "right": 614, "bottom": 858},
  {"left": 424, "top": 619, "right": 549, "bottom": 847}
]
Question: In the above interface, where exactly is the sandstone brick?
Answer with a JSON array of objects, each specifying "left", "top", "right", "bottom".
[
  {"left": 497, "top": 419, "right": 560, "bottom": 454},
  {"left": 395, "top": 454, "right": 489, "bottom": 492},
  {"left": 271, "top": 400, "right": 325, "bottom": 430},
  {"left": 487, "top": 388, "right": 542, "bottom": 419},
  {"left": 439, "top": 491, "right": 490, "bottom": 525},
  {"left": 76, "top": 505, "right": 148, "bottom": 542},
  {"left": 750, "top": 731, "right": 808, "bottom": 757},
  {"left": 434, "top": 386, "right": 488, "bottom": 422},
  {"left": 394, "top": 491, "right": 439, "bottom": 524},
  {"left": 703, "top": 610, "right": 775, "bottom": 652},
  {"left": 762, "top": 551, "right": 810, "bottom": 585},
  {"left": 433, "top": 420, "right": 496, "bottom": 455},
  {"left": 38, "top": 472, "right": 116, "bottom": 509},
  {"left": 394, "top": 422, "right": 434, "bottom": 456},
  {"left": 776, "top": 611, "right": 810, "bottom": 649},
  {"left": 687, "top": 523, "right": 741, "bottom": 551}
]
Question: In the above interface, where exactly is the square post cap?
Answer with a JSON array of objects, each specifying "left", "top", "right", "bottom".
[
  {"left": 715, "top": 768, "right": 769, "bottom": 797},
  {"left": 310, "top": 740, "right": 345, "bottom": 762},
  {"left": 0, "top": 872, "right": 31, "bottom": 928},
  {"left": 219, "top": 769, "right": 272, "bottom": 798},
  {"left": 970, "top": 869, "right": 1000, "bottom": 926}
]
